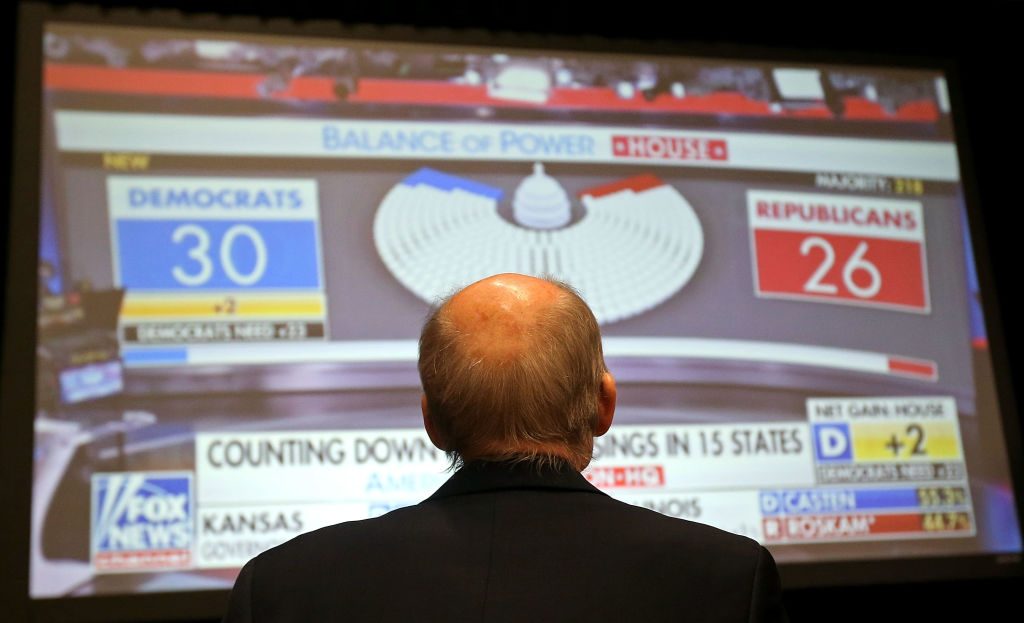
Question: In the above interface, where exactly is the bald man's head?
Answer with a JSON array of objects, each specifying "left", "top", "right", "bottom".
[
  {"left": 418, "top": 274, "right": 614, "bottom": 470},
  {"left": 446, "top": 273, "right": 563, "bottom": 361}
]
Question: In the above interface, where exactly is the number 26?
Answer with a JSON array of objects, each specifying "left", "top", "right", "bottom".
[{"left": 801, "top": 237, "right": 882, "bottom": 299}]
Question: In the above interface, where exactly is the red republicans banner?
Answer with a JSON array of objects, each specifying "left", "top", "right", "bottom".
[{"left": 748, "top": 191, "right": 929, "bottom": 313}]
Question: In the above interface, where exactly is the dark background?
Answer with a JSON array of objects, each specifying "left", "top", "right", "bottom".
[{"left": 3, "top": 1, "right": 1024, "bottom": 621}]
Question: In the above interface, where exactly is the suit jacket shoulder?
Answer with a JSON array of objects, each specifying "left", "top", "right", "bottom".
[{"left": 224, "top": 461, "right": 787, "bottom": 623}]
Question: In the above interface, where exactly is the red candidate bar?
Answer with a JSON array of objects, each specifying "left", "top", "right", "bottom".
[{"left": 763, "top": 512, "right": 971, "bottom": 542}]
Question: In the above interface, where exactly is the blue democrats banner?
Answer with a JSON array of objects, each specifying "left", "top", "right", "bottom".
[{"left": 115, "top": 220, "right": 322, "bottom": 290}]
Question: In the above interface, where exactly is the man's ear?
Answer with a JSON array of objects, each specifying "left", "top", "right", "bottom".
[
  {"left": 595, "top": 372, "right": 616, "bottom": 437},
  {"left": 421, "top": 394, "right": 448, "bottom": 451}
]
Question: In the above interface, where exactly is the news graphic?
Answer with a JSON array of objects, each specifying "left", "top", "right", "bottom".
[
  {"left": 809, "top": 396, "right": 967, "bottom": 484},
  {"left": 583, "top": 411, "right": 975, "bottom": 545},
  {"left": 760, "top": 486, "right": 973, "bottom": 543},
  {"left": 374, "top": 167, "right": 703, "bottom": 324},
  {"left": 26, "top": 21, "right": 1023, "bottom": 602},
  {"left": 108, "top": 176, "right": 328, "bottom": 347},
  {"left": 754, "top": 396, "right": 975, "bottom": 544},
  {"left": 749, "top": 191, "right": 929, "bottom": 312},
  {"left": 91, "top": 472, "right": 194, "bottom": 572}
]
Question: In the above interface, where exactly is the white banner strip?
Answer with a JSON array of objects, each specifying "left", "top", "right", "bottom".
[
  {"left": 130, "top": 337, "right": 900, "bottom": 376},
  {"left": 604, "top": 337, "right": 887, "bottom": 374},
  {"left": 587, "top": 423, "right": 814, "bottom": 492},
  {"left": 807, "top": 396, "right": 958, "bottom": 422},
  {"left": 107, "top": 176, "right": 320, "bottom": 220},
  {"left": 747, "top": 190, "right": 925, "bottom": 242},
  {"left": 56, "top": 110, "right": 961, "bottom": 181},
  {"left": 195, "top": 424, "right": 813, "bottom": 506},
  {"left": 196, "top": 429, "right": 449, "bottom": 505},
  {"left": 183, "top": 340, "right": 420, "bottom": 363}
]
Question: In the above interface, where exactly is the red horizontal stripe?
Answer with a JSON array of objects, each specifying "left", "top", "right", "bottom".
[
  {"left": 887, "top": 357, "right": 938, "bottom": 379},
  {"left": 46, "top": 63, "right": 337, "bottom": 101},
  {"left": 44, "top": 63, "right": 940, "bottom": 122},
  {"left": 94, "top": 548, "right": 191, "bottom": 569},
  {"left": 839, "top": 97, "right": 938, "bottom": 122},
  {"left": 350, "top": 79, "right": 498, "bottom": 106}
]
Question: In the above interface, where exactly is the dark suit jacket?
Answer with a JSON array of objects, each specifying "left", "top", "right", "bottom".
[{"left": 223, "top": 460, "right": 787, "bottom": 622}]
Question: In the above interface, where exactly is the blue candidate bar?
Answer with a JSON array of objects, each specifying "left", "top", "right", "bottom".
[{"left": 760, "top": 488, "right": 926, "bottom": 516}]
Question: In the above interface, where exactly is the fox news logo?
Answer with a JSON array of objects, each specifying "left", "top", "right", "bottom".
[{"left": 91, "top": 472, "right": 194, "bottom": 572}]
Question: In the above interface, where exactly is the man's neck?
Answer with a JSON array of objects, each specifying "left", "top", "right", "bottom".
[{"left": 459, "top": 453, "right": 581, "bottom": 473}]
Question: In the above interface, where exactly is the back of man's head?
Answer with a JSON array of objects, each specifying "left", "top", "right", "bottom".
[{"left": 418, "top": 273, "right": 614, "bottom": 470}]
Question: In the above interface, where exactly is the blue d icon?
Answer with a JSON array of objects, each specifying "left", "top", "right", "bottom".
[{"left": 813, "top": 423, "right": 852, "bottom": 462}]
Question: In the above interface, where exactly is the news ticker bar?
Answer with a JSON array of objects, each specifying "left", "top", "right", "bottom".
[
  {"left": 193, "top": 406, "right": 963, "bottom": 508},
  {"left": 55, "top": 110, "right": 961, "bottom": 181},
  {"left": 88, "top": 408, "right": 973, "bottom": 572},
  {"left": 191, "top": 403, "right": 964, "bottom": 493},
  {"left": 189, "top": 415, "right": 969, "bottom": 567}
]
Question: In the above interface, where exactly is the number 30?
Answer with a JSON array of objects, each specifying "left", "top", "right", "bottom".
[{"left": 171, "top": 224, "right": 268, "bottom": 287}]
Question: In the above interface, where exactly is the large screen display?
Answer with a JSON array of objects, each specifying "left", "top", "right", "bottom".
[{"left": 27, "top": 19, "right": 1022, "bottom": 599}]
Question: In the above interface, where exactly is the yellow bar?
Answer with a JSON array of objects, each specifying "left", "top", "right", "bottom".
[
  {"left": 852, "top": 422, "right": 962, "bottom": 461},
  {"left": 121, "top": 295, "right": 324, "bottom": 319}
]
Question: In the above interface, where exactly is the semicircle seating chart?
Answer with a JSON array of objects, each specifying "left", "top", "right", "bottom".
[{"left": 373, "top": 165, "right": 704, "bottom": 324}]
